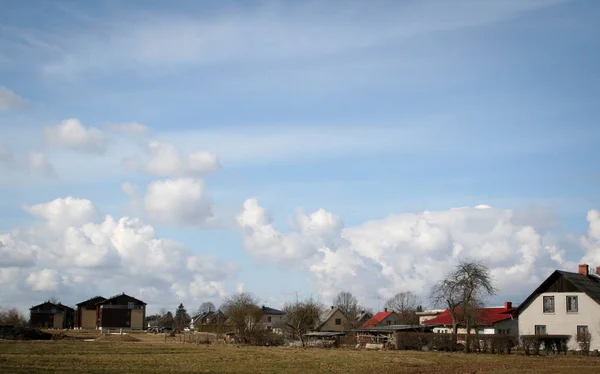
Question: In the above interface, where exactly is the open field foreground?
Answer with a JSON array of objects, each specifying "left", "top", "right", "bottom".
[{"left": 2, "top": 332, "right": 600, "bottom": 374}]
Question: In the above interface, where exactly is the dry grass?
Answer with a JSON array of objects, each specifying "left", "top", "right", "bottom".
[{"left": 1, "top": 332, "right": 600, "bottom": 373}]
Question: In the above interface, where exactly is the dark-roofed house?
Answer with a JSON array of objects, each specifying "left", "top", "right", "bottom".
[
  {"left": 75, "top": 296, "right": 106, "bottom": 329},
  {"left": 30, "top": 301, "right": 74, "bottom": 329},
  {"left": 260, "top": 306, "right": 286, "bottom": 332},
  {"left": 516, "top": 264, "right": 600, "bottom": 350},
  {"left": 190, "top": 310, "right": 226, "bottom": 331},
  {"left": 97, "top": 293, "right": 146, "bottom": 330},
  {"left": 316, "top": 306, "right": 349, "bottom": 332}
]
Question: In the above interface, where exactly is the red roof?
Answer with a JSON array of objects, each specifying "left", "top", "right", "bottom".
[
  {"left": 423, "top": 307, "right": 516, "bottom": 327},
  {"left": 361, "top": 311, "right": 396, "bottom": 328}
]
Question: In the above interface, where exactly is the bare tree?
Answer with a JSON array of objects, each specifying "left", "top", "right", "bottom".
[
  {"left": 333, "top": 291, "right": 363, "bottom": 329},
  {"left": 282, "top": 298, "right": 323, "bottom": 347},
  {"left": 430, "top": 260, "right": 497, "bottom": 352},
  {"left": 221, "top": 292, "right": 265, "bottom": 345},
  {"left": 385, "top": 292, "right": 421, "bottom": 325},
  {"left": 197, "top": 302, "right": 216, "bottom": 315},
  {"left": 0, "top": 308, "right": 28, "bottom": 326}
]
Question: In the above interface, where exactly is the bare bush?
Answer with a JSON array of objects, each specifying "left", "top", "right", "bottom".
[{"left": 0, "top": 308, "right": 28, "bottom": 326}]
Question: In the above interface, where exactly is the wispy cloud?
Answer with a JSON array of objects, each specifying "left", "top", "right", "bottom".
[
  {"left": 0, "top": 87, "right": 27, "bottom": 111},
  {"left": 0, "top": 0, "right": 568, "bottom": 76}
]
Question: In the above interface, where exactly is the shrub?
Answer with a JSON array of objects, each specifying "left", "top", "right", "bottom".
[
  {"left": 577, "top": 332, "right": 592, "bottom": 355},
  {"left": 520, "top": 335, "right": 571, "bottom": 355}
]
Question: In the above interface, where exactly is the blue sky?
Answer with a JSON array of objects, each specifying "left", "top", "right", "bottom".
[{"left": 1, "top": 0, "right": 599, "bottom": 313}]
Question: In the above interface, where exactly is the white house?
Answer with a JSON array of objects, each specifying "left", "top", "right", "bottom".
[{"left": 516, "top": 264, "right": 600, "bottom": 351}]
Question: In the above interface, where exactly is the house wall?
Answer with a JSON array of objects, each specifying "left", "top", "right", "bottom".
[
  {"left": 53, "top": 313, "right": 63, "bottom": 329},
  {"left": 320, "top": 310, "right": 348, "bottom": 332},
  {"left": 262, "top": 314, "right": 284, "bottom": 329},
  {"left": 30, "top": 313, "right": 54, "bottom": 328},
  {"left": 376, "top": 313, "right": 399, "bottom": 326},
  {"left": 131, "top": 309, "right": 144, "bottom": 329},
  {"left": 493, "top": 319, "right": 518, "bottom": 334},
  {"left": 518, "top": 292, "right": 600, "bottom": 350},
  {"left": 80, "top": 310, "right": 97, "bottom": 329}
]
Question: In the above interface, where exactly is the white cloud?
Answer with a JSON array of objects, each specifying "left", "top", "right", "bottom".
[
  {"left": 0, "top": 196, "right": 236, "bottom": 311},
  {"left": 0, "top": 87, "right": 27, "bottom": 111},
  {"left": 238, "top": 199, "right": 581, "bottom": 304},
  {"left": 143, "top": 178, "right": 214, "bottom": 226},
  {"left": 582, "top": 210, "right": 600, "bottom": 265},
  {"left": 123, "top": 141, "right": 220, "bottom": 177},
  {"left": 26, "top": 269, "right": 59, "bottom": 292},
  {"left": 28, "top": 152, "right": 58, "bottom": 179},
  {"left": 44, "top": 118, "right": 109, "bottom": 154}
]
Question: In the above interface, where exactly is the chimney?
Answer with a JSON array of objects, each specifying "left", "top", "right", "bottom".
[
  {"left": 596, "top": 266, "right": 600, "bottom": 276},
  {"left": 331, "top": 306, "right": 334, "bottom": 310},
  {"left": 504, "top": 301, "right": 512, "bottom": 310},
  {"left": 384, "top": 307, "right": 388, "bottom": 313},
  {"left": 579, "top": 264, "right": 589, "bottom": 276}
]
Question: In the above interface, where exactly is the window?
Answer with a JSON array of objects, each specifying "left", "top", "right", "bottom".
[
  {"left": 566, "top": 296, "right": 578, "bottom": 313},
  {"left": 535, "top": 325, "right": 546, "bottom": 335},
  {"left": 543, "top": 296, "right": 555, "bottom": 313},
  {"left": 128, "top": 302, "right": 134, "bottom": 309},
  {"left": 386, "top": 320, "right": 392, "bottom": 325},
  {"left": 335, "top": 318, "right": 342, "bottom": 325},
  {"left": 267, "top": 316, "right": 272, "bottom": 323},
  {"left": 497, "top": 329, "right": 512, "bottom": 335},
  {"left": 577, "top": 325, "right": 589, "bottom": 340}
]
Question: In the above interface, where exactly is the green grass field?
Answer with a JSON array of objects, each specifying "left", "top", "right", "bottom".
[{"left": 1, "top": 331, "right": 600, "bottom": 373}]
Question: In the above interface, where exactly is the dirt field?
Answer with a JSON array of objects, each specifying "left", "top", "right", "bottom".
[{"left": 1, "top": 331, "right": 600, "bottom": 373}]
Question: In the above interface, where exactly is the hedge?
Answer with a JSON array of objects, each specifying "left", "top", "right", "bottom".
[
  {"left": 520, "top": 335, "right": 571, "bottom": 355},
  {"left": 394, "top": 332, "right": 517, "bottom": 354}
]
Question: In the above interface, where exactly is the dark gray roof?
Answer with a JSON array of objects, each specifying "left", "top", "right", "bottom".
[
  {"left": 261, "top": 306, "right": 285, "bottom": 315},
  {"left": 515, "top": 270, "right": 600, "bottom": 315},
  {"left": 558, "top": 271, "right": 600, "bottom": 303}
]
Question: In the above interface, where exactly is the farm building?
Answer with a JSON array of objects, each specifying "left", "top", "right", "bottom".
[
  {"left": 96, "top": 293, "right": 146, "bottom": 330},
  {"left": 29, "top": 301, "right": 74, "bottom": 329},
  {"left": 75, "top": 296, "right": 106, "bottom": 329}
]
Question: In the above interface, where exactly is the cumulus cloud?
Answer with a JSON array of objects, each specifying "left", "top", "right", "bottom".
[
  {"left": 122, "top": 140, "right": 220, "bottom": 177},
  {"left": 0, "top": 196, "right": 237, "bottom": 311},
  {"left": 0, "top": 87, "right": 27, "bottom": 111},
  {"left": 144, "top": 178, "right": 215, "bottom": 226},
  {"left": 582, "top": 210, "right": 600, "bottom": 264},
  {"left": 44, "top": 118, "right": 109, "bottom": 154},
  {"left": 238, "top": 199, "right": 580, "bottom": 303}
]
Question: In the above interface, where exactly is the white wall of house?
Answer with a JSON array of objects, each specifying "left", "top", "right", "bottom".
[
  {"left": 518, "top": 292, "right": 600, "bottom": 350},
  {"left": 493, "top": 319, "right": 518, "bottom": 335},
  {"left": 431, "top": 319, "right": 517, "bottom": 335}
]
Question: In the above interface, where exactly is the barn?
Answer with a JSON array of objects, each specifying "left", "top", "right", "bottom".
[
  {"left": 29, "top": 301, "right": 75, "bottom": 329},
  {"left": 75, "top": 296, "right": 106, "bottom": 329},
  {"left": 97, "top": 293, "right": 146, "bottom": 330}
]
